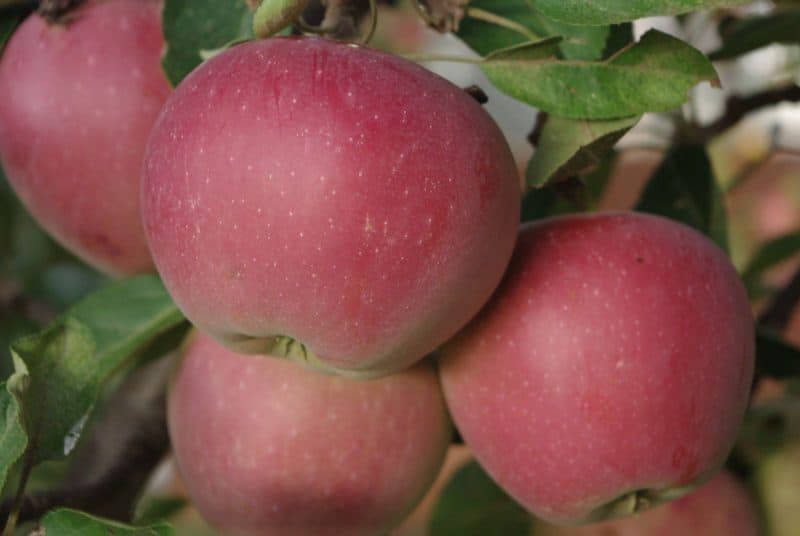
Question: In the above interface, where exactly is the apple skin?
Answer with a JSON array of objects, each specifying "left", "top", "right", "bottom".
[
  {"left": 0, "top": 0, "right": 169, "bottom": 276},
  {"left": 534, "top": 471, "right": 761, "bottom": 536},
  {"left": 142, "top": 37, "right": 520, "bottom": 377},
  {"left": 167, "top": 332, "right": 452, "bottom": 536},
  {"left": 440, "top": 212, "right": 755, "bottom": 524}
]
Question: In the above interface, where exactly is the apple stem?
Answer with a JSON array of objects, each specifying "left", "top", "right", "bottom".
[
  {"left": 252, "top": 0, "right": 311, "bottom": 39},
  {"left": 37, "top": 0, "right": 85, "bottom": 23},
  {"left": 402, "top": 52, "right": 483, "bottom": 64},
  {"left": 361, "top": 0, "right": 377, "bottom": 44}
]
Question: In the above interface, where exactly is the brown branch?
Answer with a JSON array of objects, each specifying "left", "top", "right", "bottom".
[
  {"left": 0, "top": 355, "right": 174, "bottom": 525},
  {"left": 527, "top": 112, "right": 549, "bottom": 149},
  {"left": 758, "top": 266, "right": 800, "bottom": 333},
  {"left": 0, "top": 281, "right": 58, "bottom": 327},
  {"left": 696, "top": 84, "right": 800, "bottom": 140},
  {"left": 414, "top": 0, "right": 468, "bottom": 33}
]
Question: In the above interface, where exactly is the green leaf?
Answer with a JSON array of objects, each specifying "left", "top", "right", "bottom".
[
  {"left": 757, "top": 329, "right": 800, "bottom": 379},
  {"left": 6, "top": 275, "right": 183, "bottom": 467},
  {"left": 39, "top": 508, "right": 174, "bottom": 535},
  {"left": 709, "top": 11, "right": 800, "bottom": 61},
  {"left": 11, "top": 318, "right": 94, "bottom": 465},
  {"left": 535, "top": 0, "right": 751, "bottom": 25},
  {"left": 430, "top": 460, "right": 531, "bottom": 535},
  {"left": 0, "top": 382, "right": 26, "bottom": 492},
  {"left": 458, "top": 0, "right": 613, "bottom": 60},
  {"left": 635, "top": 144, "right": 728, "bottom": 250},
  {"left": 520, "top": 186, "right": 569, "bottom": 222},
  {"left": 527, "top": 13, "right": 612, "bottom": 61},
  {"left": 742, "top": 232, "right": 800, "bottom": 295},
  {"left": 134, "top": 497, "right": 188, "bottom": 526},
  {"left": 458, "top": 1, "right": 542, "bottom": 56},
  {"left": 482, "top": 30, "right": 718, "bottom": 119},
  {"left": 526, "top": 114, "right": 640, "bottom": 188},
  {"left": 65, "top": 275, "right": 184, "bottom": 368},
  {"left": 162, "top": 0, "right": 254, "bottom": 86},
  {"left": 603, "top": 23, "right": 635, "bottom": 58}
]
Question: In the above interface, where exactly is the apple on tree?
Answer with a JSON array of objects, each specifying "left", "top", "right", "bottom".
[
  {"left": 0, "top": 0, "right": 170, "bottom": 276},
  {"left": 440, "top": 211, "right": 755, "bottom": 524},
  {"left": 168, "top": 332, "right": 452, "bottom": 536},
  {"left": 142, "top": 36, "right": 521, "bottom": 378},
  {"left": 533, "top": 470, "right": 761, "bottom": 535}
]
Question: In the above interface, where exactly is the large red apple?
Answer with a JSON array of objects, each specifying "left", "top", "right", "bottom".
[
  {"left": 168, "top": 333, "right": 452, "bottom": 536},
  {"left": 440, "top": 212, "right": 755, "bottom": 524},
  {"left": 0, "top": 0, "right": 170, "bottom": 276},
  {"left": 534, "top": 471, "right": 760, "bottom": 535},
  {"left": 142, "top": 37, "right": 520, "bottom": 377}
]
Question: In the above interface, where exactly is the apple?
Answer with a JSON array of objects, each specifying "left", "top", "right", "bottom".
[
  {"left": 533, "top": 471, "right": 760, "bottom": 535},
  {"left": 167, "top": 332, "right": 452, "bottom": 536},
  {"left": 0, "top": 0, "right": 169, "bottom": 276},
  {"left": 142, "top": 36, "right": 520, "bottom": 377},
  {"left": 440, "top": 212, "right": 755, "bottom": 524}
]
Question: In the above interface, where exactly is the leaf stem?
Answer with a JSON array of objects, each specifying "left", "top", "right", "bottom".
[
  {"left": 465, "top": 7, "right": 541, "bottom": 41},
  {"left": 2, "top": 453, "right": 33, "bottom": 536},
  {"left": 361, "top": 0, "right": 377, "bottom": 44},
  {"left": 402, "top": 52, "right": 483, "bottom": 64}
]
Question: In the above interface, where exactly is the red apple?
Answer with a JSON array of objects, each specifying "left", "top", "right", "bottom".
[
  {"left": 440, "top": 212, "right": 755, "bottom": 524},
  {"left": 142, "top": 37, "right": 520, "bottom": 377},
  {"left": 0, "top": 0, "right": 170, "bottom": 276},
  {"left": 167, "top": 333, "right": 452, "bottom": 536},
  {"left": 534, "top": 471, "right": 760, "bottom": 535}
]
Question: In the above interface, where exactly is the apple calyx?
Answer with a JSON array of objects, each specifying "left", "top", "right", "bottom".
[
  {"left": 219, "top": 332, "right": 389, "bottom": 380},
  {"left": 584, "top": 482, "right": 701, "bottom": 524}
]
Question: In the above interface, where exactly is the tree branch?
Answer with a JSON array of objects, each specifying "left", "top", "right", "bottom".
[
  {"left": 758, "top": 266, "right": 800, "bottom": 333},
  {"left": 414, "top": 0, "right": 468, "bottom": 33},
  {"left": 0, "top": 280, "right": 57, "bottom": 327},
  {"left": 696, "top": 84, "right": 800, "bottom": 140}
]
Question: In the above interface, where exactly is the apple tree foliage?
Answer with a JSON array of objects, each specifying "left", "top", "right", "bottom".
[{"left": 0, "top": 0, "right": 799, "bottom": 533}]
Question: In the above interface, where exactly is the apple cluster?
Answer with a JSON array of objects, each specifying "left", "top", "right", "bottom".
[{"left": 0, "top": 1, "right": 757, "bottom": 534}]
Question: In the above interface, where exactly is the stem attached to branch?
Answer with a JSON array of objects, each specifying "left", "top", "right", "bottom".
[
  {"left": 692, "top": 84, "right": 800, "bottom": 141},
  {"left": 252, "top": 0, "right": 311, "bottom": 39}
]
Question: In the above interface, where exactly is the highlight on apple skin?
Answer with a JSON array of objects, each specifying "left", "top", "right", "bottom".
[
  {"left": 0, "top": 0, "right": 170, "bottom": 276},
  {"left": 440, "top": 211, "right": 755, "bottom": 525},
  {"left": 142, "top": 36, "right": 521, "bottom": 377},
  {"left": 167, "top": 332, "right": 453, "bottom": 536},
  {"left": 533, "top": 471, "right": 761, "bottom": 536}
]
